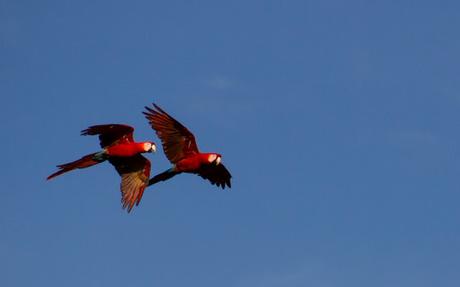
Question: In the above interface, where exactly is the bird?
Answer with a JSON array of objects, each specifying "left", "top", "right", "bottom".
[
  {"left": 143, "top": 104, "right": 232, "bottom": 189},
  {"left": 47, "top": 124, "right": 156, "bottom": 212}
]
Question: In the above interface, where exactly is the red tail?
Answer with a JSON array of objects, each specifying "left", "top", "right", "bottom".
[{"left": 47, "top": 152, "right": 103, "bottom": 180}]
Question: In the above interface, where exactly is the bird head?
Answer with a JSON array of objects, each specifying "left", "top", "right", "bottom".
[
  {"left": 143, "top": 142, "right": 157, "bottom": 153},
  {"left": 207, "top": 153, "right": 222, "bottom": 165}
]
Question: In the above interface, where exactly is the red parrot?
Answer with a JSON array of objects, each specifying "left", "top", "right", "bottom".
[
  {"left": 47, "top": 124, "right": 156, "bottom": 212},
  {"left": 143, "top": 104, "right": 232, "bottom": 189}
]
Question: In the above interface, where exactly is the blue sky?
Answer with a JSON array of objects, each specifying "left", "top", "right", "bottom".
[{"left": 2, "top": 1, "right": 460, "bottom": 286}]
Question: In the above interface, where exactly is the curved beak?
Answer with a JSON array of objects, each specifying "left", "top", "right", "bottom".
[
  {"left": 151, "top": 145, "right": 157, "bottom": 153},
  {"left": 215, "top": 157, "right": 221, "bottom": 165}
]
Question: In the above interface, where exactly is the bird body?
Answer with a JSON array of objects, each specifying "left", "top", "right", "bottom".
[
  {"left": 105, "top": 142, "right": 153, "bottom": 157},
  {"left": 175, "top": 153, "right": 221, "bottom": 172},
  {"left": 143, "top": 104, "right": 231, "bottom": 189},
  {"left": 47, "top": 124, "right": 156, "bottom": 212}
]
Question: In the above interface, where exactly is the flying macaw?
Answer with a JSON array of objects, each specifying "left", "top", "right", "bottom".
[
  {"left": 143, "top": 104, "right": 232, "bottom": 189},
  {"left": 47, "top": 124, "right": 156, "bottom": 212}
]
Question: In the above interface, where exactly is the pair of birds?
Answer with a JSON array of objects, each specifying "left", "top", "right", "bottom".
[{"left": 47, "top": 104, "right": 232, "bottom": 212}]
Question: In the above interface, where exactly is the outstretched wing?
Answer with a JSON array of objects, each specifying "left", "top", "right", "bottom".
[
  {"left": 109, "top": 155, "right": 151, "bottom": 212},
  {"left": 195, "top": 163, "right": 232, "bottom": 189},
  {"left": 81, "top": 124, "right": 134, "bottom": 148},
  {"left": 143, "top": 104, "right": 199, "bottom": 163}
]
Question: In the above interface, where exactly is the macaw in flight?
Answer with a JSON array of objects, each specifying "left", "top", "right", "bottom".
[
  {"left": 143, "top": 104, "right": 232, "bottom": 189},
  {"left": 47, "top": 124, "right": 156, "bottom": 212}
]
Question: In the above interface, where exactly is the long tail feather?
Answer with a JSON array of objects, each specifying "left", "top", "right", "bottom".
[
  {"left": 47, "top": 152, "right": 104, "bottom": 180},
  {"left": 148, "top": 168, "right": 179, "bottom": 186}
]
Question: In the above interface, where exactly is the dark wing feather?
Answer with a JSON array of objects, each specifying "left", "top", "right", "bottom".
[
  {"left": 81, "top": 124, "right": 134, "bottom": 148},
  {"left": 195, "top": 163, "right": 232, "bottom": 189},
  {"left": 143, "top": 104, "right": 199, "bottom": 163},
  {"left": 109, "top": 155, "right": 151, "bottom": 212}
]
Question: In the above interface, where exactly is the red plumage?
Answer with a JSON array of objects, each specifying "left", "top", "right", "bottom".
[
  {"left": 47, "top": 153, "right": 100, "bottom": 180},
  {"left": 143, "top": 104, "right": 232, "bottom": 189},
  {"left": 47, "top": 124, "right": 156, "bottom": 212}
]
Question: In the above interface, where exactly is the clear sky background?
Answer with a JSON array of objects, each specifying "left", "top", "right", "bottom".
[{"left": 1, "top": 1, "right": 460, "bottom": 286}]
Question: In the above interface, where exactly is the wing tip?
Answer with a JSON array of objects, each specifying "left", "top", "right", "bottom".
[{"left": 80, "top": 128, "right": 90, "bottom": 136}]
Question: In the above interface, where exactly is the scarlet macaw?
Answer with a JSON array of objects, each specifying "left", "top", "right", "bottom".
[
  {"left": 47, "top": 124, "right": 156, "bottom": 212},
  {"left": 143, "top": 104, "right": 232, "bottom": 189}
]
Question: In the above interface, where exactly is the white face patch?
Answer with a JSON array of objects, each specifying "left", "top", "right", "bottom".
[
  {"left": 208, "top": 154, "right": 217, "bottom": 163},
  {"left": 144, "top": 142, "right": 152, "bottom": 152}
]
